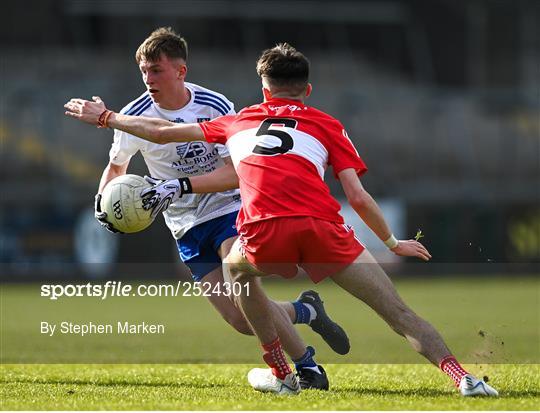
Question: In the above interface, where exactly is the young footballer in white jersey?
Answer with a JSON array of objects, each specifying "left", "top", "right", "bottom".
[
  {"left": 91, "top": 28, "right": 349, "bottom": 390},
  {"left": 66, "top": 42, "right": 499, "bottom": 398}
]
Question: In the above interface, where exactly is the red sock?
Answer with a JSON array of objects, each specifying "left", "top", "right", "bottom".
[
  {"left": 261, "top": 337, "right": 292, "bottom": 380},
  {"left": 439, "top": 355, "right": 469, "bottom": 387}
]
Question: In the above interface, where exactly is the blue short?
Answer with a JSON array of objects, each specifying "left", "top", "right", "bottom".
[{"left": 176, "top": 211, "right": 239, "bottom": 281}]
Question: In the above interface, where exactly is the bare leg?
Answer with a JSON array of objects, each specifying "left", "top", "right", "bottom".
[
  {"left": 275, "top": 301, "right": 296, "bottom": 322},
  {"left": 331, "top": 249, "right": 451, "bottom": 365},
  {"left": 193, "top": 273, "right": 296, "bottom": 340},
  {"left": 202, "top": 267, "right": 254, "bottom": 335},
  {"left": 225, "top": 239, "right": 306, "bottom": 360},
  {"left": 218, "top": 236, "right": 296, "bottom": 326}
]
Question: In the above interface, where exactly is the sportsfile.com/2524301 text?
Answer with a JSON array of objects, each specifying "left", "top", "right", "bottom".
[{"left": 40, "top": 281, "right": 250, "bottom": 301}]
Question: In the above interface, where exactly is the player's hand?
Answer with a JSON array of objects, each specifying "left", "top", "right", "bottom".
[
  {"left": 391, "top": 239, "right": 431, "bottom": 261},
  {"left": 94, "top": 194, "right": 123, "bottom": 234},
  {"left": 140, "top": 175, "right": 193, "bottom": 218},
  {"left": 64, "top": 96, "right": 107, "bottom": 126}
]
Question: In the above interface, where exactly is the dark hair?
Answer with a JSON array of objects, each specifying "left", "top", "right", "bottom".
[
  {"left": 135, "top": 27, "right": 188, "bottom": 64},
  {"left": 256, "top": 43, "right": 310, "bottom": 95}
]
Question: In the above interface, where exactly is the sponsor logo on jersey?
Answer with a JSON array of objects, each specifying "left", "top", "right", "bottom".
[
  {"left": 172, "top": 144, "right": 220, "bottom": 172},
  {"left": 171, "top": 118, "right": 185, "bottom": 123},
  {"left": 197, "top": 117, "right": 210, "bottom": 123},
  {"left": 176, "top": 142, "right": 208, "bottom": 158}
]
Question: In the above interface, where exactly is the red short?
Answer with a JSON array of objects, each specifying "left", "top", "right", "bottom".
[{"left": 238, "top": 216, "right": 365, "bottom": 283}]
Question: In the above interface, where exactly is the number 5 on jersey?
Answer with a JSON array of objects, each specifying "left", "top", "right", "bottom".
[{"left": 253, "top": 118, "right": 297, "bottom": 156}]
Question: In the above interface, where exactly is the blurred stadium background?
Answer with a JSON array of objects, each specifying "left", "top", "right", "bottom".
[{"left": 0, "top": 0, "right": 539, "bottom": 280}]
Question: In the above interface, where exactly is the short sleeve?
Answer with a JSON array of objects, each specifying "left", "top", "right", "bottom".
[
  {"left": 226, "top": 102, "right": 236, "bottom": 116},
  {"left": 216, "top": 143, "right": 230, "bottom": 158},
  {"left": 109, "top": 129, "right": 140, "bottom": 165},
  {"left": 199, "top": 115, "right": 235, "bottom": 145},
  {"left": 327, "top": 121, "right": 368, "bottom": 179}
]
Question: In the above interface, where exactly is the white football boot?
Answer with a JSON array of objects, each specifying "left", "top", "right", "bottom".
[
  {"left": 459, "top": 374, "right": 499, "bottom": 397},
  {"left": 247, "top": 368, "right": 300, "bottom": 395}
]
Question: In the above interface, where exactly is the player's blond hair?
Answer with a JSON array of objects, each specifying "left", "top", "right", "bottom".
[
  {"left": 135, "top": 27, "right": 188, "bottom": 64},
  {"left": 256, "top": 43, "right": 310, "bottom": 95}
]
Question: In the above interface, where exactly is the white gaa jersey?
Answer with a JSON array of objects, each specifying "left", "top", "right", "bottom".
[{"left": 109, "top": 82, "right": 241, "bottom": 239}]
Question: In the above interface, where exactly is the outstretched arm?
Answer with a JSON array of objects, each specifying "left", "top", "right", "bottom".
[
  {"left": 338, "top": 168, "right": 431, "bottom": 261},
  {"left": 189, "top": 157, "right": 239, "bottom": 193},
  {"left": 64, "top": 96, "right": 204, "bottom": 144}
]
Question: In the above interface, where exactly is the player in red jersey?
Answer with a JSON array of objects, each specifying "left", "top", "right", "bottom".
[{"left": 65, "top": 44, "right": 498, "bottom": 397}]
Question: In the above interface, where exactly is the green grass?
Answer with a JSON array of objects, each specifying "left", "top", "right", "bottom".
[
  {"left": 1, "top": 364, "right": 538, "bottom": 410},
  {"left": 1, "top": 276, "right": 538, "bottom": 409},
  {"left": 1, "top": 277, "right": 538, "bottom": 364}
]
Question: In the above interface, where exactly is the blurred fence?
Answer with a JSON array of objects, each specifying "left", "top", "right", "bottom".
[
  {"left": 1, "top": 50, "right": 538, "bottom": 279},
  {"left": 1, "top": 0, "right": 538, "bottom": 279}
]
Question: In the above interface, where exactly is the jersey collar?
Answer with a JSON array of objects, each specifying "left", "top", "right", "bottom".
[{"left": 265, "top": 97, "right": 307, "bottom": 109}]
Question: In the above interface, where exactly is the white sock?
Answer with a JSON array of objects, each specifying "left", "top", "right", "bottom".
[{"left": 304, "top": 303, "right": 317, "bottom": 324}]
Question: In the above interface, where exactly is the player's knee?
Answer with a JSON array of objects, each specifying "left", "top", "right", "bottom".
[
  {"left": 227, "top": 262, "right": 243, "bottom": 281},
  {"left": 228, "top": 266, "right": 253, "bottom": 284}
]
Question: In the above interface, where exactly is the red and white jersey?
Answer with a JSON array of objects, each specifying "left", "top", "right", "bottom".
[{"left": 199, "top": 97, "right": 367, "bottom": 228}]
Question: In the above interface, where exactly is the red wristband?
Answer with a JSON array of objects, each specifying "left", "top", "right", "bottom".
[{"left": 97, "top": 109, "right": 113, "bottom": 128}]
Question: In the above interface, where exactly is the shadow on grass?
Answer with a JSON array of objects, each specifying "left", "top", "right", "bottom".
[
  {"left": 5, "top": 378, "right": 540, "bottom": 399},
  {"left": 332, "top": 386, "right": 540, "bottom": 399},
  {"left": 332, "top": 386, "right": 452, "bottom": 397},
  {"left": 2, "top": 377, "right": 229, "bottom": 389},
  {"left": 497, "top": 390, "right": 540, "bottom": 398}
]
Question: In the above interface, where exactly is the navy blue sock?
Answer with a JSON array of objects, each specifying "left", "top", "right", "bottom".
[
  {"left": 292, "top": 300, "right": 311, "bottom": 324},
  {"left": 293, "top": 346, "right": 318, "bottom": 371}
]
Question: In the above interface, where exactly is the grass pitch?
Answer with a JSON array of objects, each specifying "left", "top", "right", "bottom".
[
  {"left": 1, "top": 363, "right": 538, "bottom": 410},
  {"left": 1, "top": 276, "right": 538, "bottom": 409}
]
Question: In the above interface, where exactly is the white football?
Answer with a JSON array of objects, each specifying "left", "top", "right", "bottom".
[{"left": 101, "top": 174, "right": 154, "bottom": 233}]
